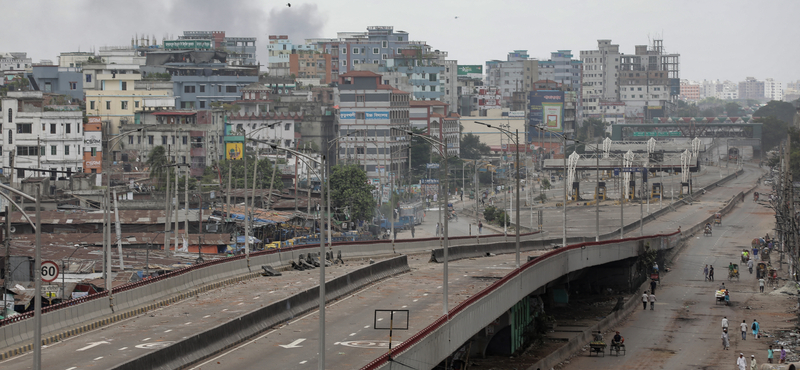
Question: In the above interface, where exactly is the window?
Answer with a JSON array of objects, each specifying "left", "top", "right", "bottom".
[
  {"left": 105, "top": 101, "right": 111, "bottom": 110},
  {"left": 199, "top": 101, "right": 205, "bottom": 108},
  {"left": 137, "top": 136, "right": 141, "bottom": 144},
  {"left": 182, "top": 156, "right": 186, "bottom": 164},
  {"left": 373, "top": 60, "right": 379, "bottom": 64},
  {"left": 353, "top": 60, "right": 359, "bottom": 65},
  {"left": 121, "top": 81, "right": 127, "bottom": 90},
  {"left": 148, "top": 135, "right": 154, "bottom": 145},
  {"left": 342, "top": 60, "right": 347, "bottom": 66},
  {"left": 90, "top": 101, "right": 95, "bottom": 110},
  {"left": 342, "top": 47, "right": 347, "bottom": 54},
  {"left": 16, "top": 146, "right": 40, "bottom": 156},
  {"left": 382, "top": 41, "right": 388, "bottom": 48},
  {"left": 134, "top": 101, "right": 140, "bottom": 108},
  {"left": 121, "top": 101, "right": 128, "bottom": 110},
  {"left": 353, "top": 48, "right": 359, "bottom": 54},
  {"left": 199, "top": 85, "right": 205, "bottom": 93},
  {"left": 183, "top": 136, "right": 188, "bottom": 145},
  {"left": 50, "top": 124, "right": 56, "bottom": 134},
  {"left": 172, "top": 136, "right": 176, "bottom": 145},
  {"left": 285, "top": 140, "right": 292, "bottom": 147},
  {"left": 356, "top": 112, "right": 366, "bottom": 119},
  {"left": 218, "top": 85, "right": 222, "bottom": 93},
  {"left": 64, "top": 145, "right": 70, "bottom": 155},
  {"left": 161, "top": 136, "right": 167, "bottom": 145},
  {"left": 128, "top": 136, "right": 134, "bottom": 145},
  {"left": 382, "top": 54, "right": 388, "bottom": 60},
  {"left": 17, "top": 123, "right": 32, "bottom": 133},
  {"left": 51, "top": 146, "right": 57, "bottom": 155},
  {"left": 7, "top": 131, "right": 11, "bottom": 144},
  {"left": 356, "top": 95, "right": 365, "bottom": 102},
  {"left": 226, "top": 86, "right": 237, "bottom": 93},
  {"left": 373, "top": 48, "right": 379, "bottom": 54},
  {"left": 69, "top": 82, "right": 77, "bottom": 90},
  {"left": 66, "top": 124, "right": 71, "bottom": 134},
  {"left": 184, "top": 85, "right": 196, "bottom": 93},
  {"left": 284, "top": 123, "right": 291, "bottom": 131},
  {"left": 85, "top": 74, "right": 92, "bottom": 83}
]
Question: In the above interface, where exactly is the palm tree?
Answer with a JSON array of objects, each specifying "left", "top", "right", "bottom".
[{"left": 147, "top": 146, "right": 170, "bottom": 189}]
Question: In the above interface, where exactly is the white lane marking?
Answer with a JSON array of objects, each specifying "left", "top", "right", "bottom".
[
  {"left": 253, "top": 296, "right": 260, "bottom": 299},
  {"left": 377, "top": 318, "right": 383, "bottom": 321},
  {"left": 269, "top": 291, "right": 275, "bottom": 294},
  {"left": 364, "top": 325, "right": 370, "bottom": 328},
  {"left": 119, "top": 347, "right": 127, "bottom": 350},
  {"left": 142, "top": 338, "right": 151, "bottom": 341},
  {"left": 185, "top": 322, "right": 192, "bottom": 325},
  {"left": 278, "top": 338, "right": 306, "bottom": 348},
  {"left": 413, "top": 299, "right": 419, "bottom": 302},
  {"left": 165, "top": 329, "right": 172, "bottom": 333},
  {"left": 437, "top": 286, "right": 442, "bottom": 289},
  {"left": 222, "top": 309, "right": 228, "bottom": 312},
  {"left": 94, "top": 357, "right": 103, "bottom": 361},
  {"left": 189, "top": 275, "right": 402, "bottom": 370},
  {"left": 423, "top": 293, "right": 428, "bottom": 296},
  {"left": 349, "top": 333, "right": 356, "bottom": 336},
  {"left": 300, "top": 360, "right": 308, "bottom": 364},
  {"left": 77, "top": 341, "right": 109, "bottom": 351},
  {"left": 402, "top": 305, "right": 407, "bottom": 308},
  {"left": 203, "top": 315, "right": 211, "bottom": 318},
  {"left": 238, "top": 302, "right": 244, "bottom": 305},
  {"left": 66, "top": 367, "right": 77, "bottom": 370}
]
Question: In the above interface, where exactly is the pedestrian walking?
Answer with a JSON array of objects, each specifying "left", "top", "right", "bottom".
[
  {"left": 740, "top": 320, "right": 748, "bottom": 340},
  {"left": 435, "top": 222, "right": 440, "bottom": 236},
  {"left": 750, "top": 355, "right": 757, "bottom": 370},
  {"left": 411, "top": 224, "right": 415, "bottom": 238},
  {"left": 759, "top": 278, "right": 766, "bottom": 293},
  {"left": 737, "top": 353, "right": 747, "bottom": 370},
  {"left": 649, "top": 292, "right": 656, "bottom": 310},
  {"left": 768, "top": 345, "right": 774, "bottom": 363},
  {"left": 780, "top": 346, "right": 787, "bottom": 363},
  {"left": 650, "top": 279, "right": 657, "bottom": 294},
  {"left": 747, "top": 259, "right": 754, "bottom": 274},
  {"left": 753, "top": 247, "right": 759, "bottom": 261},
  {"left": 709, "top": 265, "right": 715, "bottom": 281},
  {"left": 478, "top": 221, "right": 483, "bottom": 234},
  {"left": 704, "top": 264, "right": 709, "bottom": 281},
  {"left": 721, "top": 328, "right": 730, "bottom": 350},
  {"left": 722, "top": 316, "right": 729, "bottom": 330},
  {"left": 752, "top": 319, "right": 760, "bottom": 338},
  {"left": 642, "top": 291, "right": 648, "bottom": 310}
]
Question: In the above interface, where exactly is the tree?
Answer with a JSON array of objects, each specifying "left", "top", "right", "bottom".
[
  {"left": 675, "top": 100, "right": 699, "bottom": 117},
  {"left": 408, "top": 128, "right": 432, "bottom": 179},
  {"left": 147, "top": 146, "right": 170, "bottom": 189},
  {"left": 460, "top": 133, "right": 490, "bottom": 160},
  {"left": 754, "top": 101, "right": 796, "bottom": 126},
  {"left": 758, "top": 116, "right": 790, "bottom": 151},
  {"left": 724, "top": 102, "right": 743, "bottom": 117},
  {"left": 218, "top": 157, "right": 283, "bottom": 190},
  {"left": 328, "top": 164, "right": 376, "bottom": 222}
]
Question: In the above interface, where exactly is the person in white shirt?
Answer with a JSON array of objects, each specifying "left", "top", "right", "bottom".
[
  {"left": 721, "top": 329, "right": 730, "bottom": 350},
  {"left": 759, "top": 278, "right": 766, "bottom": 293},
  {"left": 722, "top": 316, "right": 729, "bottom": 330},
  {"left": 737, "top": 353, "right": 747, "bottom": 370},
  {"left": 642, "top": 291, "right": 648, "bottom": 310},
  {"left": 649, "top": 292, "right": 657, "bottom": 310},
  {"left": 750, "top": 355, "right": 757, "bottom": 370},
  {"left": 740, "top": 320, "right": 748, "bottom": 340}
]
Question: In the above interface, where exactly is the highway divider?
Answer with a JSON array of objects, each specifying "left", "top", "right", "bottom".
[{"left": 110, "top": 255, "right": 410, "bottom": 370}]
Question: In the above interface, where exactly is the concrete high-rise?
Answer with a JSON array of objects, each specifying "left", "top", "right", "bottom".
[
  {"left": 580, "top": 40, "right": 622, "bottom": 119},
  {"left": 485, "top": 50, "right": 538, "bottom": 107}
]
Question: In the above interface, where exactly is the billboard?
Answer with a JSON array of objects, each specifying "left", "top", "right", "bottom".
[
  {"left": 226, "top": 143, "right": 243, "bottom": 160},
  {"left": 528, "top": 91, "right": 564, "bottom": 135},
  {"left": 339, "top": 111, "right": 389, "bottom": 120},
  {"left": 163, "top": 40, "right": 212, "bottom": 50},
  {"left": 476, "top": 87, "right": 502, "bottom": 109},
  {"left": 457, "top": 65, "right": 483, "bottom": 78}
]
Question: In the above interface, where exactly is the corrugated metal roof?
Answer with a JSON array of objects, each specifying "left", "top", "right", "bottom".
[{"left": 2, "top": 210, "right": 202, "bottom": 225}]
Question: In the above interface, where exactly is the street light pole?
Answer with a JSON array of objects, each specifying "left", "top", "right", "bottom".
[{"left": 33, "top": 184, "right": 42, "bottom": 370}]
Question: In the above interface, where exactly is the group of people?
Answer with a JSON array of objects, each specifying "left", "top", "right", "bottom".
[
  {"left": 640, "top": 290, "right": 657, "bottom": 310},
  {"left": 723, "top": 316, "right": 783, "bottom": 368}
]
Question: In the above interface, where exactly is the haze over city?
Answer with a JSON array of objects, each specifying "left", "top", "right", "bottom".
[{"left": 3, "top": 0, "right": 799, "bottom": 84}]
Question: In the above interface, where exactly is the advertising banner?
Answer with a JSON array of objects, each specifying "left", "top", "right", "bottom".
[
  {"left": 164, "top": 40, "right": 212, "bottom": 50},
  {"left": 457, "top": 65, "right": 483, "bottom": 78},
  {"left": 226, "top": 143, "right": 243, "bottom": 160},
  {"left": 339, "top": 111, "right": 389, "bottom": 120},
  {"left": 528, "top": 91, "right": 564, "bottom": 136}
]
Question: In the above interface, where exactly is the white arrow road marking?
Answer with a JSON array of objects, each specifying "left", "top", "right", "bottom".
[
  {"left": 279, "top": 338, "right": 307, "bottom": 348},
  {"left": 76, "top": 341, "right": 109, "bottom": 351}
]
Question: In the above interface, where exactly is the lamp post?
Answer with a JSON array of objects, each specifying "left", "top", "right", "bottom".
[
  {"left": 103, "top": 128, "right": 142, "bottom": 312},
  {"left": 476, "top": 122, "right": 521, "bottom": 267},
  {"left": 400, "top": 129, "right": 452, "bottom": 314},
  {"left": 535, "top": 126, "right": 568, "bottom": 248}
]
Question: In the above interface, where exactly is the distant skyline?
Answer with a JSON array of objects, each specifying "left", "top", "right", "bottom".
[{"left": 4, "top": 0, "right": 799, "bottom": 86}]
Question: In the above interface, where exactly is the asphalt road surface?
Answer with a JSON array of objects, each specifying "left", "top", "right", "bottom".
[{"left": 564, "top": 166, "right": 770, "bottom": 369}]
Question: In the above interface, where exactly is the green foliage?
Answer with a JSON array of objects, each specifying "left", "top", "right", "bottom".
[
  {"left": 460, "top": 133, "right": 490, "bottom": 160},
  {"left": 408, "top": 128, "right": 432, "bottom": 179},
  {"left": 675, "top": 100, "right": 699, "bottom": 117},
  {"left": 211, "top": 102, "right": 241, "bottom": 114},
  {"left": 328, "top": 164, "right": 376, "bottom": 222},
  {"left": 724, "top": 102, "right": 743, "bottom": 117},
  {"left": 540, "top": 178, "right": 551, "bottom": 190},
  {"left": 483, "top": 205, "right": 509, "bottom": 225},
  {"left": 218, "top": 157, "right": 283, "bottom": 190},
  {"left": 758, "top": 116, "right": 790, "bottom": 151},
  {"left": 143, "top": 72, "right": 171, "bottom": 81},
  {"left": 147, "top": 146, "right": 170, "bottom": 189},
  {"left": 483, "top": 206, "right": 498, "bottom": 222},
  {"left": 754, "top": 101, "right": 797, "bottom": 126},
  {"left": 576, "top": 118, "right": 605, "bottom": 143}
]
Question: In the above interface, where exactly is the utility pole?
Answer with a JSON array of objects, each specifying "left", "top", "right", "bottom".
[{"left": 164, "top": 147, "right": 172, "bottom": 255}]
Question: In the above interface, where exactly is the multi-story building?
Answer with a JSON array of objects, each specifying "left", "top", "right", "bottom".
[
  {"left": 409, "top": 101, "right": 460, "bottom": 157},
  {"left": 0, "top": 52, "right": 32, "bottom": 72},
  {"left": 335, "top": 71, "right": 410, "bottom": 181},
  {"left": 618, "top": 40, "right": 680, "bottom": 121},
  {"left": 580, "top": 40, "right": 622, "bottom": 111},
  {"left": 122, "top": 109, "right": 226, "bottom": 177},
  {"left": 738, "top": 77, "right": 764, "bottom": 100},
  {"left": 538, "top": 50, "right": 582, "bottom": 121},
  {"left": 83, "top": 63, "right": 174, "bottom": 134},
  {"left": 485, "top": 50, "right": 539, "bottom": 106},
  {"left": 267, "top": 35, "right": 316, "bottom": 77},
  {"left": 764, "top": 78, "right": 783, "bottom": 101},
  {"left": 1, "top": 91, "right": 84, "bottom": 185},
  {"left": 29, "top": 64, "right": 84, "bottom": 101},
  {"left": 57, "top": 52, "right": 95, "bottom": 68},
  {"left": 178, "top": 31, "right": 257, "bottom": 66},
  {"left": 289, "top": 50, "right": 332, "bottom": 84},
  {"left": 226, "top": 83, "right": 301, "bottom": 153},
  {"left": 679, "top": 79, "right": 701, "bottom": 101}
]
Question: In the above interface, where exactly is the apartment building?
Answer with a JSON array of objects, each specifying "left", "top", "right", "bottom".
[
  {"left": 738, "top": 77, "right": 764, "bottom": 100},
  {"left": 409, "top": 100, "right": 460, "bottom": 157},
  {"left": 177, "top": 31, "right": 257, "bottom": 66},
  {"left": 485, "top": 50, "right": 539, "bottom": 106},
  {"left": 679, "top": 79, "right": 701, "bottom": 101},
  {"left": 335, "top": 71, "right": 410, "bottom": 181},
  {"left": 1, "top": 91, "right": 83, "bottom": 185},
  {"left": 267, "top": 35, "right": 316, "bottom": 77},
  {"left": 618, "top": 40, "right": 680, "bottom": 121},
  {"left": 538, "top": 50, "right": 582, "bottom": 121},
  {"left": 764, "top": 78, "right": 783, "bottom": 101}
]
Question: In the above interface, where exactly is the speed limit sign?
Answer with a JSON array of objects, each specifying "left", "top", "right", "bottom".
[{"left": 41, "top": 261, "right": 59, "bottom": 283}]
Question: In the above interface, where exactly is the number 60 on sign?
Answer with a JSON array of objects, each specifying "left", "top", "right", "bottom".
[{"left": 41, "top": 261, "right": 59, "bottom": 283}]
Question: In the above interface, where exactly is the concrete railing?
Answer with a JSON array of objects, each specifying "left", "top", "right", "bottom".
[{"left": 110, "top": 255, "right": 410, "bottom": 370}]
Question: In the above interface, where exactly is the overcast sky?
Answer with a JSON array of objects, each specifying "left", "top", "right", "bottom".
[{"left": 4, "top": 0, "right": 799, "bottom": 85}]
